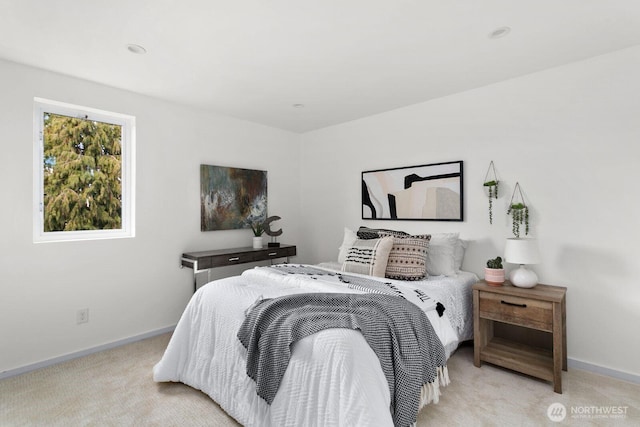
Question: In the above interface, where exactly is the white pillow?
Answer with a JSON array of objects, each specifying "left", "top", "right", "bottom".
[
  {"left": 337, "top": 227, "right": 358, "bottom": 264},
  {"left": 454, "top": 239, "right": 468, "bottom": 272},
  {"left": 426, "top": 233, "right": 459, "bottom": 277}
]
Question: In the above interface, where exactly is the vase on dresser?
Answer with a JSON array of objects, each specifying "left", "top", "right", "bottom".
[{"left": 253, "top": 236, "right": 263, "bottom": 249}]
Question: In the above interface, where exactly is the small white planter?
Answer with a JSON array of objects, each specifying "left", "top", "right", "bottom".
[{"left": 253, "top": 236, "right": 263, "bottom": 249}]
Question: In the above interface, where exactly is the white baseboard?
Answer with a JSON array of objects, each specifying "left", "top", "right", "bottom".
[
  {"left": 0, "top": 325, "right": 175, "bottom": 380},
  {"left": 568, "top": 358, "right": 640, "bottom": 385}
]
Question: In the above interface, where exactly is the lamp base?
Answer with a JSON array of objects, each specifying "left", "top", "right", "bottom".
[{"left": 509, "top": 265, "right": 538, "bottom": 288}]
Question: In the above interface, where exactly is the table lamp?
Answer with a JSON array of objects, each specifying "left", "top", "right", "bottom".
[{"left": 504, "top": 238, "right": 540, "bottom": 288}]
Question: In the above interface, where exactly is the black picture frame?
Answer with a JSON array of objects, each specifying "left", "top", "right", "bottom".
[{"left": 362, "top": 160, "right": 463, "bottom": 221}]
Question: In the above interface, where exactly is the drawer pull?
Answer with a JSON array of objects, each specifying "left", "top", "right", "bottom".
[
  {"left": 228, "top": 257, "right": 240, "bottom": 261},
  {"left": 501, "top": 300, "right": 527, "bottom": 308},
  {"left": 268, "top": 252, "right": 278, "bottom": 256}
]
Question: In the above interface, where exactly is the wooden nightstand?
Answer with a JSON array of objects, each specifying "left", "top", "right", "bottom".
[{"left": 473, "top": 280, "right": 567, "bottom": 393}]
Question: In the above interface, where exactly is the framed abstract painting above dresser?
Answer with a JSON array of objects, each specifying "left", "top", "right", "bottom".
[{"left": 200, "top": 164, "right": 268, "bottom": 231}]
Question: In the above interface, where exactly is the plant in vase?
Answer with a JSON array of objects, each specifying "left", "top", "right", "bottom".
[
  {"left": 485, "top": 256, "right": 505, "bottom": 286},
  {"left": 250, "top": 221, "right": 264, "bottom": 248}
]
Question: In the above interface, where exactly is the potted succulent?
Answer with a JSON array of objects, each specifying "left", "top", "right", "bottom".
[{"left": 485, "top": 256, "right": 505, "bottom": 286}]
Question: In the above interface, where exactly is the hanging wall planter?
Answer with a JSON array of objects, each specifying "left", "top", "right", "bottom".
[
  {"left": 483, "top": 161, "right": 499, "bottom": 224},
  {"left": 507, "top": 182, "right": 530, "bottom": 238}
]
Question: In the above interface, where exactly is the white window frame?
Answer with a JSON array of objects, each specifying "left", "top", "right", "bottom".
[{"left": 33, "top": 98, "right": 136, "bottom": 243}]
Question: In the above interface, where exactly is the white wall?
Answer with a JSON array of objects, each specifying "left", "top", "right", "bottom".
[
  {"left": 299, "top": 46, "right": 640, "bottom": 377},
  {"left": 3, "top": 43, "right": 639, "bottom": 379},
  {"left": 0, "top": 59, "right": 301, "bottom": 374}
]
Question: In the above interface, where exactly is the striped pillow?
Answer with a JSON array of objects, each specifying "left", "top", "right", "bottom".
[
  {"left": 342, "top": 236, "right": 394, "bottom": 277},
  {"left": 380, "top": 233, "right": 431, "bottom": 281}
]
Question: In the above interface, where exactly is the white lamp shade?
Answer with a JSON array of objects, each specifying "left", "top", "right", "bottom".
[{"left": 504, "top": 238, "right": 540, "bottom": 265}]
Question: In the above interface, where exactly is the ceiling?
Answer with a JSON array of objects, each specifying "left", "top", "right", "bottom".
[{"left": 2, "top": 1, "right": 640, "bottom": 133}]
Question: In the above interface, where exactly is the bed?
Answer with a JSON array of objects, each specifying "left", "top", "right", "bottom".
[{"left": 154, "top": 228, "right": 478, "bottom": 427}]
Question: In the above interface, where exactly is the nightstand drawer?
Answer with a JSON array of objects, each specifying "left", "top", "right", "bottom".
[{"left": 478, "top": 292, "right": 553, "bottom": 331}]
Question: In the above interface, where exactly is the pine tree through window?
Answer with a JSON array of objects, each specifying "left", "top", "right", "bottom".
[{"left": 34, "top": 99, "right": 135, "bottom": 242}]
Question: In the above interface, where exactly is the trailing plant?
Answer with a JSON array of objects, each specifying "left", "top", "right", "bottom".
[
  {"left": 486, "top": 256, "right": 503, "bottom": 269},
  {"left": 507, "top": 181, "right": 530, "bottom": 238},
  {"left": 483, "top": 161, "right": 499, "bottom": 224},
  {"left": 483, "top": 180, "right": 499, "bottom": 224},
  {"left": 507, "top": 203, "right": 529, "bottom": 237}
]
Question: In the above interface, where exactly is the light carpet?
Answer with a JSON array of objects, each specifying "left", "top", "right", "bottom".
[{"left": 1, "top": 334, "right": 638, "bottom": 426}]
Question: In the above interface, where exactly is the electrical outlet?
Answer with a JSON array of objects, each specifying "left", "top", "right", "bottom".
[{"left": 77, "top": 308, "right": 89, "bottom": 324}]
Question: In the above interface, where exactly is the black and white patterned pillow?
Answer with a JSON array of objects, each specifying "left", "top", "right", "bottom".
[
  {"left": 342, "top": 236, "right": 394, "bottom": 277},
  {"left": 380, "top": 233, "right": 431, "bottom": 281},
  {"left": 357, "top": 226, "right": 409, "bottom": 240}
]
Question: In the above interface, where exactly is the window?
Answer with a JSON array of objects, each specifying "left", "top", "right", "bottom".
[{"left": 33, "top": 98, "right": 135, "bottom": 242}]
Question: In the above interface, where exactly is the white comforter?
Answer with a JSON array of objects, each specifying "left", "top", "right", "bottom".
[{"left": 153, "top": 265, "right": 477, "bottom": 427}]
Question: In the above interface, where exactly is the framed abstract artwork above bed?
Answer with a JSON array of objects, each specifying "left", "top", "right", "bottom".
[{"left": 362, "top": 160, "right": 463, "bottom": 221}]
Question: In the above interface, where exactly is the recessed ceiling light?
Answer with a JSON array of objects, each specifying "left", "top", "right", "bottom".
[
  {"left": 126, "top": 44, "right": 147, "bottom": 54},
  {"left": 292, "top": 104, "right": 305, "bottom": 108},
  {"left": 488, "top": 26, "right": 511, "bottom": 39}
]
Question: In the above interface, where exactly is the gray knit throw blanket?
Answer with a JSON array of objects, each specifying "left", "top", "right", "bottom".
[{"left": 237, "top": 292, "right": 448, "bottom": 427}]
